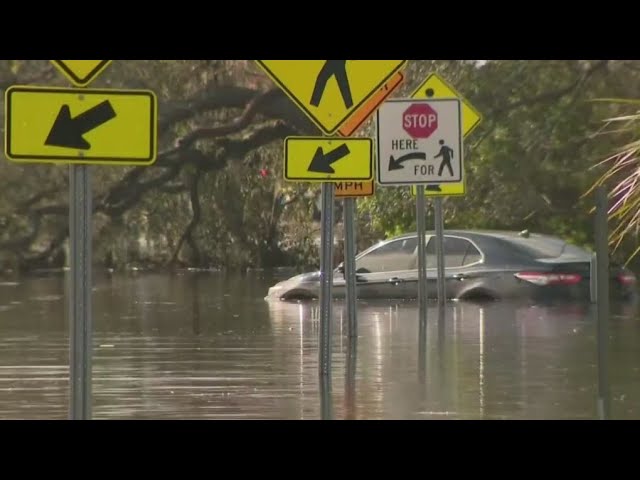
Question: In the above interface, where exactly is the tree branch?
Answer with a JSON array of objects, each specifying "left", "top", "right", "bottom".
[
  {"left": 175, "top": 89, "right": 301, "bottom": 148},
  {"left": 169, "top": 170, "right": 202, "bottom": 265},
  {"left": 489, "top": 60, "right": 609, "bottom": 116},
  {"left": 218, "top": 121, "right": 297, "bottom": 161},
  {"left": 0, "top": 215, "right": 41, "bottom": 250},
  {"left": 0, "top": 82, "right": 309, "bottom": 268},
  {"left": 21, "top": 227, "right": 69, "bottom": 269},
  {"left": 158, "top": 183, "right": 188, "bottom": 194},
  {"left": 160, "top": 86, "right": 318, "bottom": 139},
  {"left": 0, "top": 65, "right": 57, "bottom": 92},
  {"left": 17, "top": 187, "right": 65, "bottom": 212}
]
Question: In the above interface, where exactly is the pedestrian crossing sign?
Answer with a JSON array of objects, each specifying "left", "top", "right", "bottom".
[{"left": 255, "top": 60, "right": 407, "bottom": 135}]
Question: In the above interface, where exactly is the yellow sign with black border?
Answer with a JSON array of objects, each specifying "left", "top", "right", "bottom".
[{"left": 4, "top": 85, "right": 158, "bottom": 166}]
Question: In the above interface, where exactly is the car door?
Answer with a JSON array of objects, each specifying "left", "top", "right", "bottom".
[
  {"left": 424, "top": 235, "right": 485, "bottom": 299},
  {"left": 352, "top": 236, "right": 419, "bottom": 299},
  {"left": 441, "top": 236, "right": 484, "bottom": 298},
  {"left": 400, "top": 234, "right": 432, "bottom": 299},
  {"left": 425, "top": 236, "right": 439, "bottom": 299}
]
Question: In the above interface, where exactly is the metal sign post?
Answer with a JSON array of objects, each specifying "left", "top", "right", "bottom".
[
  {"left": 254, "top": 60, "right": 408, "bottom": 420},
  {"left": 319, "top": 183, "right": 335, "bottom": 420},
  {"left": 595, "top": 186, "right": 610, "bottom": 420},
  {"left": 319, "top": 183, "right": 335, "bottom": 378},
  {"left": 434, "top": 197, "right": 446, "bottom": 307},
  {"left": 416, "top": 186, "right": 428, "bottom": 343},
  {"left": 319, "top": 366, "right": 333, "bottom": 420},
  {"left": 343, "top": 197, "right": 358, "bottom": 339},
  {"left": 69, "top": 164, "right": 93, "bottom": 420},
  {"left": 3, "top": 60, "right": 158, "bottom": 421},
  {"left": 375, "top": 95, "right": 463, "bottom": 345},
  {"left": 345, "top": 332, "right": 358, "bottom": 419}
]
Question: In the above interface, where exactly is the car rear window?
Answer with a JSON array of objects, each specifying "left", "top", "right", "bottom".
[{"left": 503, "top": 235, "right": 584, "bottom": 259}]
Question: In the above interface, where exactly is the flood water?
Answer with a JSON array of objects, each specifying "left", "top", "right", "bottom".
[{"left": 0, "top": 270, "right": 638, "bottom": 420}]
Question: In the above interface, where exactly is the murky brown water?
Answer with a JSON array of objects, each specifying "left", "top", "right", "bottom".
[{"left": 0, "top": 270, "right": 638, "bottom": 419}]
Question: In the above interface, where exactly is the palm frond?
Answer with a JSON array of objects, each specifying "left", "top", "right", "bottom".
[
  {"left": 587, "top": 107, "right": 640, "bottom": 258},
  {"left": 589, "top": 98, "right": 640, "bottom": 106}
]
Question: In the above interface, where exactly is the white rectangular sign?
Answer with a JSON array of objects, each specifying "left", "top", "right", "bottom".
[{"left": 376, "top": 98, "right": 463, "bottom": 186}]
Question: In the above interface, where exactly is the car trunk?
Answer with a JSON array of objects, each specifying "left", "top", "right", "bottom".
[
  {"left": 505, "top": 234, "right": 637, "bottom": 300},
  {"left": 530, "top": 257, "right": 637, "bottom": 300}
]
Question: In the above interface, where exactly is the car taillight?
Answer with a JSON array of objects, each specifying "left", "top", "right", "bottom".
[
  {"left": 514, "top": 272, "right": 582, "bottom": 286},
  {"left": 617, "top": 272, "right": 637, "bottom": 286}
]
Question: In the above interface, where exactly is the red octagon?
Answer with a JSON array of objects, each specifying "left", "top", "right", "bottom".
[{"left": 402, "top": 103, "right": 438, "bottom": 139}]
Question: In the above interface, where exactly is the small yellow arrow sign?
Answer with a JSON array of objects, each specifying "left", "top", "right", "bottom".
[
  {"left": 284, "top": 137, "right": 373, "bottom": 182},
  {"left": 51, "top": 60, "right": 112, "bottom": 87},
  {"left": 4, "top": 85, "right": 157, "bottom": 166}
]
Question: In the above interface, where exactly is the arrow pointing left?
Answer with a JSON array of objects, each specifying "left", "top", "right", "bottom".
[
  {"left": 45, "top": 100, "right": 117, "bottom": 150},
  {"left": 308, "top": 143, "right": 351, "bottom": 174},
  {"left": 388, "top": 151, "right": 427, "bottom": 171}
]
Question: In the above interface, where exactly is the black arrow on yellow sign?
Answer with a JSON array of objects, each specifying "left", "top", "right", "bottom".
[
  {"left": 45, "top": 101, "right": 117, "bottom": 150},
  {"left": 308, "top": 143, "right": 351, "bottom": 174}
]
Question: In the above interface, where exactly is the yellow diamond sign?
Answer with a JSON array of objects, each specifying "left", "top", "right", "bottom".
[
  {"left": 411, "top": 72, "right": 482, "bottom": 137},
  {"left": 256, "top": 60, "right": 407, "bottom": 135},
  {"left": 51, "top": 60, "right": 112, "bottom": 87}
]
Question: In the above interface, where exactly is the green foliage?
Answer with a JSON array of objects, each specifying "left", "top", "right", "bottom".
[
  {"left": 358, "top": 61, "right": 640, "bottom": 259},
  {"left": 2, "top": 60, "right": 640, "bottom": 272}
]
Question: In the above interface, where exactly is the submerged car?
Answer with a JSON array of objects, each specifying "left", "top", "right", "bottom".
[{"left": 265, "top": 230, "right": 637, "bottom": 303}]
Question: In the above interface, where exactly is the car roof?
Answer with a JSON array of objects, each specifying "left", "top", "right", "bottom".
[
  {"left": 385, "top": 229, "right": 589, "bottom": 261},
  {"left": 391, "top": 229, "right": 554, "bottom": 241}
]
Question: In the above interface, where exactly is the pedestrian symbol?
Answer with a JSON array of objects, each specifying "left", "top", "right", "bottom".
[
  {"left": 254, "top": 60, "right": 407, "bottom": 135},
  {"left": 311, "top": 60, "right": 353, "bottom": 109},
  {"left": 435, "top": 140, "right": 454, "bottom": 177}
]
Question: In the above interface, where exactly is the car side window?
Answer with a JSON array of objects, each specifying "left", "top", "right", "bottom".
[
  {"left": 462, "top": 241, "right": 482, "bottom": 266},
  {"left": 426, "top": 237, "right": 437, "bottom": 268},
  {"left": 426, "top": 236, "right": 483, "bottom": 268},
  {"left": 355, "top": 237, "right": 418, "bottom": 273}
]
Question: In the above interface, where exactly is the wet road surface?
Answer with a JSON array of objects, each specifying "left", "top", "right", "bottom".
[{"left": 0, "top": 270, "right": 638, "bottom": 419}]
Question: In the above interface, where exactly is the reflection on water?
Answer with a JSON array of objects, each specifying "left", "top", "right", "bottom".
[{"left": 0, "top": 270, "right": 638, "bottom": 419}]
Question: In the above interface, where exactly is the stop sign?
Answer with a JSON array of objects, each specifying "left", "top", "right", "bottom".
[{"left": 402, "top": 103, "right": 438, "bottom": 139}]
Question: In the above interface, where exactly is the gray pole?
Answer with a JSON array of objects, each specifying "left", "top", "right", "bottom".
[
  {"left": 344, "top": 198, "right": 358, "bottom": 339},
  {"left": 416, "top": 186, "right": 428, "bottom": 343},
  {"left": 345, "top": 333, "right": 357, "bottom": 419},
  {"left": 595, "top": 185, "right": 610, "bottom": 420},
  {"left": 319, "top": 183, "right": 335, "bottom": 378},
  {"left": 590, "top": 252, "right": 597, "bottom": 303},
  {"left": 320, "top": 368, "right": 333, "bottom": 420},
  {"left": 69, "top": 164, "right": 93, "bottom": 420},
  {"left": 434, "top": 198, "right": 446, "bottom": 308}
]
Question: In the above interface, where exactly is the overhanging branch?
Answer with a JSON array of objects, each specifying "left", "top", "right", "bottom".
[{"left": 489, "top": 60, "right": 609, "bottom": 116}]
